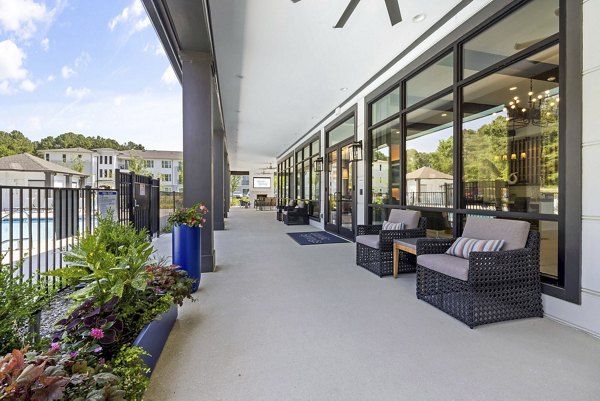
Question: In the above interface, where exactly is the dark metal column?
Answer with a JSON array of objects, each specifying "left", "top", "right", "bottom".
[
  {"left": 213, "top": 129, "right": 225, "bottom": 230},
  {"left": 181, "top": 51, "right": 215, "bottom": 272}
]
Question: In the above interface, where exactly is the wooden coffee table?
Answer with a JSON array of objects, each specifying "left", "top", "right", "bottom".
[{"left": 392, "top": 237, "right": 422, "bottom": 278}]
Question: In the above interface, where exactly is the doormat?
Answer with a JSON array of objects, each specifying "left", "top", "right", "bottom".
[{"left": 287, "top": 231, "right": 351, "bottom": 245}]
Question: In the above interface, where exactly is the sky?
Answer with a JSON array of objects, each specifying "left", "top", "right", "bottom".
[{"left": 0, "top": 0, "right": 183, "bottom": 150}]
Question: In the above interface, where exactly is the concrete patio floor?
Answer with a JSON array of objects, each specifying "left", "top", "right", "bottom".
[{"left": 146, "top": 208, "right": 600, "bottom": 401}]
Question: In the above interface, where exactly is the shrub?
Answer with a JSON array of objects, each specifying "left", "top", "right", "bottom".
[{"left": 112, "top": 346, "right": 150, "bottom": 401}]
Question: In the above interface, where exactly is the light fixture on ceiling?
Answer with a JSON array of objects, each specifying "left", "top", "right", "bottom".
[
  {"left": 441, "top": 113, "right": 447, "bottom": 117},
  {"left": 412, "top": 13, "right": 426, "bottom": 23},
  {"left": 547, "top": 76, "right": 556, "bottom": 82},
  {"left": 340, "top": 87, "right": 348, "bottom": 92},
  {"left": 509, "top": 86, "right": 518, "bottom": 91}
]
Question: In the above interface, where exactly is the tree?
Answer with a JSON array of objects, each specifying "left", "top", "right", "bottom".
[
  {"left": 230, "top": 175, "right": 242, "bottom": 195},
  {"left": 34, "top": 132, "right": 145, "bottom": 152},
  {"left": 127, "top": 156, "right": 151, "bottom": 176},
  {"left": 69, "top": 155, "right": 85, "bottom": 173},
  {"left": 0, "top": 130, "right": 35, "bottom": 157}
]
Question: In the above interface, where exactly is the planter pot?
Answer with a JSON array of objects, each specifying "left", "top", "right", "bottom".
[
  {"left": 133, "top": 303, "right": 178, "bottom": 375},
  {"left": 172, "top": 224, "right": 201, "bottom": 292}
]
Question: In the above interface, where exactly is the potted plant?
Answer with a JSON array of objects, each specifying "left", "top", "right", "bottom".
[{"left": 168, "top": 203, "right": 208, "bottom": 292}]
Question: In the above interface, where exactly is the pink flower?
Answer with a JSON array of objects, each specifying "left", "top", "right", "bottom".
[
  {"left": 50, "top": 342, "right": 61, "bottom": 351},
  {"left": 202, "top": 218, "right": 206, "bottom": 223},
  {"left": 94, "top": 347, "right": 103, "bottom": 353},
  {"left": 90, "top": 328, "right": 104, "bottom": 339},
  {"left": 69, "top": 351, "right": 78, "bottom": 358},
  {"left": 98, "top": 358, "right": 106, "bottom": 365}
]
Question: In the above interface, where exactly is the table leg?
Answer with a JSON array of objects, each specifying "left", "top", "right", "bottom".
[{"left": 393, "top": 243, "right": 399, "bottom": 278}]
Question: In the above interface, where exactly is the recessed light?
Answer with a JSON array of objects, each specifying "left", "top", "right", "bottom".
[
  {"left": 441, "top": 113, "right": 447, "bottom": 117},
  {"left": 509, "top": 86, "right": 518, "bottom": 91},
  {"left": 340, "top": 87, "right": 348, "bottom": 92},
  {"left": 547, "top": 76, "right": 556, "bottom": 81},
  {"left": 235, "top": 74, "right": 244, "bottom": 79},
  {"left": 412, "top": 14, "right": 426, "bottom": 23}
]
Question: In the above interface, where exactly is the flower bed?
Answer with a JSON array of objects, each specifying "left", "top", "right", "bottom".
[{"left": 0, "top": 213, "right": 195, "bottom": 400}]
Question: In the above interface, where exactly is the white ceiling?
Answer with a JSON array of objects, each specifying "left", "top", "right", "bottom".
[{"left": 208, "top": 0, "right": 465, "bottom": 171}]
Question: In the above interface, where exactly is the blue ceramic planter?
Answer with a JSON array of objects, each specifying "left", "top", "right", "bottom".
[
  {"left": 133, "top": 303, "right": 178, "bottom": 375},
  {"left": 172, "top": 224, "right": 201, "bottom": 292}
]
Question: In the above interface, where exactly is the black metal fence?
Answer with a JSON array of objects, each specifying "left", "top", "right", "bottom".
[
  {"left": 115, "top": 170, "right": 160, "bottom": 237},
  {"left": 0, "top": 186, "right": 100, "bottom": 284},
  {"left": 159, "top": 191, "right": 183, "bottom": 231}
]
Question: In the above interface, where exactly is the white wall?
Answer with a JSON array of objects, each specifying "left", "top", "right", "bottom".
[{"left": 542, "top": 0, "right": 600, "bottom": 338}]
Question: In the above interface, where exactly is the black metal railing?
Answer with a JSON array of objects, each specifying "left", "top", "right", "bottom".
[
  {"left": 115, "top": 170, "right": 160, "bottom": 237},
  {"left": 159, "top": 191, "right": 183, "bottom": 230},
  {"left": 0, "top": 186, "right": 100, "bottom": 286}
]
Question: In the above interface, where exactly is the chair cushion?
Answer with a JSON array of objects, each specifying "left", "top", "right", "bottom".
[
  {"left": 288, "top": 200, "right": 296, "bottom": 207},
  {"left": 388, "top": 209, "right": 421, "bottom": 229},
  {"left": 417, "top": 254, "right": 470, "bottom": 281},
  {"left": 446, "top": 237, "right": 505, "bottom": 259},
  {"left": 462, "top": 217, "right": 530, "bottom": 250},
  {"left": 356, "top": 235, "right": 379, "bottom": 250},
  {"left": 382, "top": 220, "right": 405, "bottom": 231},
  {"left": 297, "top": 200, "right": 305, "bottom": 208}
]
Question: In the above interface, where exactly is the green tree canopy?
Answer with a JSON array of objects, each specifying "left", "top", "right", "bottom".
[{"left": 0, "top": 130, "right": 36, "bottom": 157}]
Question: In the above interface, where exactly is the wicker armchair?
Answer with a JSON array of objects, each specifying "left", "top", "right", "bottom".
[
  {"left": 416, "top": 218, "right": 543, "bottom": 328},
  {"left": 356, "top": 209, "right": 426, "bottom": 277},
  {"left": 283, "top": 201, "right": 309, "bottom": 225}
]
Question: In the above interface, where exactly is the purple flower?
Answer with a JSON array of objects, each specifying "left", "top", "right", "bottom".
[
  {"left": 94, "top": 346, "right": 103, "bottom": 353},
  {"left": 90, "top": 328, "right": 104, "bottom": 339},
  {"left": 69, "top": 351, "right": 78, "bottom": 358},
  {"left": 98, "top": 357, "right": 106, "bottom": 365},
  {"left": 50, "top": 342, "right": 61, "bottom": 351}
]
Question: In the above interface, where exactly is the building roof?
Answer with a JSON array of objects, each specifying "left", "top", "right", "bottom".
[
  {"left": 406, "top": 166, "right": 452, "bottom": 180},
  {"left": 119, "top": 149, "right": 183, "bottom": 160},
  {"left": 41, "top": 147, "right": 94, "bottom": 154},
  {"left": 91, "top": 148, "right": 120, "bottom": 152},
  {"left": 0, "top": 153, "right": 88, "bottom": 176}
]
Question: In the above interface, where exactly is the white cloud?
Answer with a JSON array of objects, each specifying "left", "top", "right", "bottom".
[
  {"left": 0, "top": 39, "right": 28, "bottom": 81},
  {"left": 155, "top": 44, "right": 165, "bottom": 56},
  {"left": 0, "top": 0, "right": 53, "bottom": 39},
  {"left": 114, "top": 96, "right": 124, "bottom": 106},
  {"left": 109, "top": 0, "right": 146, "bottom": 32},
  {"left": 74, "top": 52, "right": 91, "bottom": 68},
  {"left": 161, "top": 66, "right": 177, "bottom": 85},
  {"left": 47, "top": 74, "right": 55, "bottom": 82},
  {"left": 65, "top": 86, "right": 90, "bottom": 99},
  {"left": 19, "top": 79, "right": 36, "bottom": 92},
  {"left": 143, "top": 42, "right": 166, "bottom": 56},
  {"left": 41, "top": 37, "right": 49, "bottom": 51},
  {"left": 61, "top": 65, "right": 75, "bottom": 79},
  {"left": 0, "top": 80, "right": 10, "bottom": 94}
]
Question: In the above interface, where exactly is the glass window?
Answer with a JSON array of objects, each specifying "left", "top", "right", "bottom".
[
  {"left": 162, "top": 160, "right": 172, "bottom": 169},
  {"left": 463, "top": 0, "right": 559, "bottom": 78},
  {"left": 370, "top": 120, "right": 400, "bottom": 205},
  {"left": 461, "top": 45, "right": 559, "bottom": 214},
  {"left": 311, "top": 139, "right": 320, "bottom": 156},
  {"left": 327, "top": 116, "right": 354, "bottom": 147},
  {"left": 405, "top": 94, "right": 454, "bottom": 207},
  {"left": 311, "top": 155, "right": 321, "bottom": 219},
  {"left": 45, "top": 154, "right": 49, "bottom": 161},
  {"left": 406, "top": 52, "right": 453, "bottom": 108},
  {"left": 371, "top": 87, "right": 400, "bottom": 124}
]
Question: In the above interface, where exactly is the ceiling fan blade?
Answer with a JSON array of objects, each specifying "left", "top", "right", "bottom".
[
  {"left": 514, "top": 38, "right": 545, "bottom": 50},
  {"left": 334, "top": 0, "right": 360, "bottom": 28},
  {"left": 384, "top": 0, "right": 402, "bottom": 26}
]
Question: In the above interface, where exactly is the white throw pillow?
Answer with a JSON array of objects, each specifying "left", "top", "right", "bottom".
[
  {"left": 382, "top": 220, "right": 405, "bottom": 231},
  {"left": 446, "top": 237, "right": 505, "bottom": 259}
]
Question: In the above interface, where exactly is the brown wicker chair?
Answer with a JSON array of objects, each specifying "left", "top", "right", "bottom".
[
  {"left": 356, "top": 209, "right": 426, "bottom": 277},
  {"left": 416, "top": 217, "right": 543, "bottom": 328}
]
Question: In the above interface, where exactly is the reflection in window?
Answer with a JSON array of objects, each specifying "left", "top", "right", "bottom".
[
  {"left": 371, "top": 87, "right": 400, "bottom": 125},
  {"left": 461, "top": 45, "right": 559, "bottom": 214},
  {"left": 370, "top": 120, "right": 400, "bottom": 205},
  {"left": 406, "top": 52, "right": 453, "bottom": 107},
  {"left": 406, "top": 95, "right": 454, "bottom": 207},
  {"left": 463, "top": 0, "right": 559, "bottom": 78},
  {"left": 328, "top": 116, "right": 354, "bottom": 147}
]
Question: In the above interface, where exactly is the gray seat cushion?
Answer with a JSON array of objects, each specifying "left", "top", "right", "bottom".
[
  {"left": 356, "top": 235, "right": 379, "bottom": 250},
  {"left": 462, "top": 217, "right": 530, "bottom": 250},
  {"left": 417, "top": 254, "right": 470, "bottom": 281},
  {"left": 388, "top": 209, "right": 421, "bottom": 229}
]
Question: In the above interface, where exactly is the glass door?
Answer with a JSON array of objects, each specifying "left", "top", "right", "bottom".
[{"left": 325, "top": 141, "right": 354, "bottom": 239}]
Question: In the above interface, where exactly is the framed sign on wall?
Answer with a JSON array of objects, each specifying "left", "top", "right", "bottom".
[{"left": 253, "top": 177, "right": 271, "bottom": 188}]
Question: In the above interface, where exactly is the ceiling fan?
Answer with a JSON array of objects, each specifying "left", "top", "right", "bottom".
[
  {"left": 292, "top": 0, "right": 402, "bottom": 28},
  {"left": 513, "top": 8, "right": 559, "bottom": 50}
]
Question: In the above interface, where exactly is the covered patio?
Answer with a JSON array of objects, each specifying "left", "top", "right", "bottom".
[{"left": 146, "top": 208, "right": 600, "bottom": 401}]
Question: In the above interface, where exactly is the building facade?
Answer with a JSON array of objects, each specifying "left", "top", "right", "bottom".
[{"left": 42, "top": 148, "right": 183, "bottom": 191}]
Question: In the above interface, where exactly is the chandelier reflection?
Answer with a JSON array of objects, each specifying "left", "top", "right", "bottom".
[{"left": 503, "top": 80, "right": 559, "bottom": 130}]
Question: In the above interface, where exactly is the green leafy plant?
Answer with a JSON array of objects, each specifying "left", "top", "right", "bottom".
[
  {"left": 146, "top": 263, "right": 195, "bottom": 306},
  {"left": 167, "top": 202, "right": 208, "bottom": 228},
  {"left": 111, "top": 346, "right": 150, "bottom": 401},
  {"left": 0, "top": 262, "right": 51, "bottom": 355}
]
